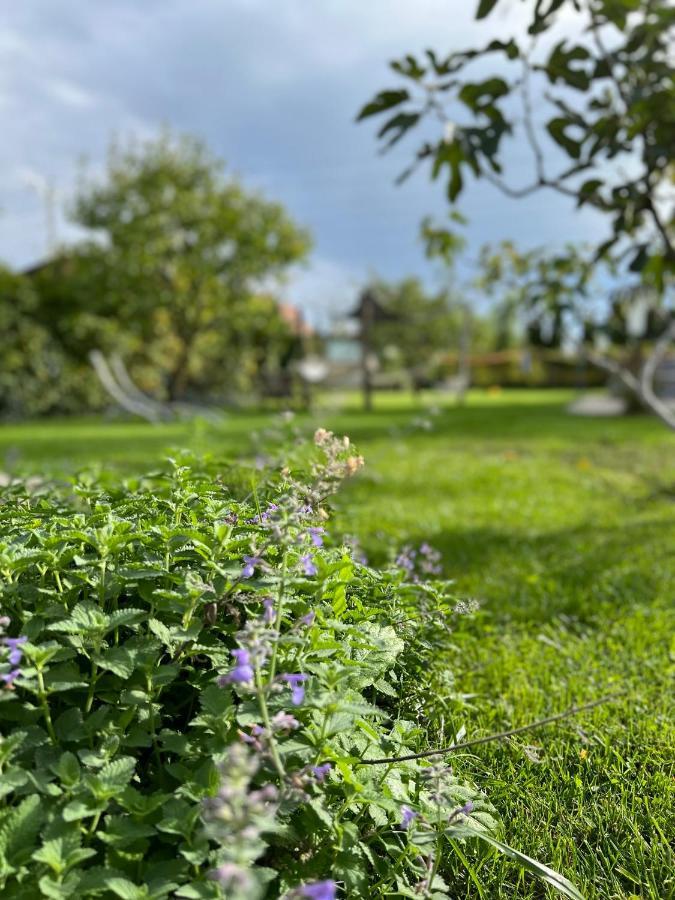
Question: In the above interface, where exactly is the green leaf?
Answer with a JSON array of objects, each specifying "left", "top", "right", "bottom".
[
  {"left": 458, "top": 77, "right": 509, "bottom": 111},
  {"left": 58, "top": 601, "right": 109, "bottom": 634},
  {"left": 577, "top": 179, "right": 602, "bottom": 207},
  {"left": 474, "top": 833, "right": 586, "bottom": 900},
  {"left": 198, "top": 683, "right": 232, "bottom": 717},
  {"left": 476, "top": 0, "right": 501, "bottom": 19},
  {"left": 148, "top": 617, "right": 175, "bottom": 648},
  {"left": 546, "top": 118, "right": 581, "bottom": 159},
  {"left": 96, "top": 646, "right": 136, "bottom": 678},
  {"left": 62, "top": 800, "right": 103, "bottom": 822},
  {"left": 98, "top": 816, "right": 156, "bottom": 847},
  {"left": 546, "top": 41, "right": 591, "bottom": 90},
  {"left": 3, "top": 794, "right": 45, "bottom": 866},
  {"left": 0, "top": 768, "right": 29, "bottom": 800},
  {"left": 51, "top": 752, "right": 81, "bottom": 787},
  {"left": 332, "top": 583, "right": 347, "bottom": 617},
  {"left": 377, "top": 112, "right": 422, "bottom": 149},
  {"left": 99, "top": 756, "right": 137, "bottom": 787},
  {"left": 105, "top": 877, "right": 150, "bottom": 899},
  {"left": 356, "top": 90, "right": 410, "bottom": 121},
  {"left": 33, "top": 839, "right": 67, "bottom": 875},
  {"left": 108, "top": 608, "right": 146, "bottom": 631},
  {"left": 38, "top": 875, "right": 75, "bottom": 900}
]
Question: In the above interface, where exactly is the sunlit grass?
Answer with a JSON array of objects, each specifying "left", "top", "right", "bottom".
[{"left": 1, "top": 388, "right": 673, "bottom": 898}]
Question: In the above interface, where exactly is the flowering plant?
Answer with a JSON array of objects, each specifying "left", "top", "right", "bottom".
[{"left": 0, "top": 431, "right": 583, "bottom": 899}]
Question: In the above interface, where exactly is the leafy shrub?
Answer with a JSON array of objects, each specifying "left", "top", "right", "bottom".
[{"left": 0, "top": 431, "right": 582, "bottom": 899}]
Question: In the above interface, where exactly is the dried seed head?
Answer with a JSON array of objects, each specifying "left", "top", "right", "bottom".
[{"left": 345, "top": 456, "right": 364, "bottom": 476}]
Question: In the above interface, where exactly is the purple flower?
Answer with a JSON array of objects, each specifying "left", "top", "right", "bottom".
[
  {"left": 260, "top": 503, "right": 279, "bottom": 522},
  {"left": 447, "top": 799, "right": 475, "bottom": 824},
  {"left": 300, "top": 881, "right": 337, "bottom": 900},
  {"left": 418, "top": 543, "right": 442, "bottom": 575},
  {"left": 1, "top": 669, "right": 20, "bottom": 686},
  {"left": 211, "top": 862, "right": 251, "bottom": 889},
  {"left": 308, "top": 527, "right": 325, "bottom": 548},
  {"left": 262, "top": 596, "right": 275, "bottom": 624},
  {"left": 300, "top": 611, "right": 315, "bottom": 627},
  {"left": 241, "top": 555, "right": 262, "bottom": 579},
  {"left": 239, "top": 729, "right": 262, "bottom": 749},
  {"left": 239, "top": 722, "right": 267, "bottom": 749},
  {"left": 301, "top": 554, "right": 318, "bottom": 577},
  {"left": 311, "top": 763, "right": 332, "bottom": 783},
  {"left": 271, "top": 711, "right": 300, "bottom": 731},
  {"left": 400, "top": 805, "right": 418, "bottom": 829},
  {"left": 248, "top": 783, "right": 278, "bottom": 804},
  {"left": 396, "top": 548, "right": 416, "bottom": 573},
  {"left": 4, "top": 636, "right": 26, "bottom": 667},
  {"left": 282, "top": 673, "right": 308, "bottom": 706},
  {"left": 219, "top": 648, "right": 254, "bottom": 686}
]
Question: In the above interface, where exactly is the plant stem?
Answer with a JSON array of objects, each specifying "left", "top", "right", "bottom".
[
  {"left": 87, "top": 809, "right": 102, "bottom": 839},
  {"left": 85, "top": 657, "right": 98, "bottom": 713},
  {"left": 426, "top": 833, "right": 443, "bottom": 899},
  {"left": 268, "top": 552, "right": 287, "bottom": 683},
  {"left": 255, "top": 667, "right": 286, "bottom": 780},
  {"left": 357, "top": 692, "right": 625, "bottom": 765},
  {"left": 36, "top": 668, "right": 57, "bottom": 744}
]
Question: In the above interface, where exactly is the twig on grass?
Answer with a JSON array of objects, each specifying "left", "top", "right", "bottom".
[{"left": 356, "top": 692, "right": 625, "bottom": 766}]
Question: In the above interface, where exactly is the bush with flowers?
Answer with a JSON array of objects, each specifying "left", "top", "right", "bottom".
[{"left": 0, "top": 429, "right": 583, "bottom": 899}]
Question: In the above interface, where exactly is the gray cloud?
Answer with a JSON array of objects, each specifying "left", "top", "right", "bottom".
[{"left": 0, "top": 0, "right": 603, "bottom": 322}]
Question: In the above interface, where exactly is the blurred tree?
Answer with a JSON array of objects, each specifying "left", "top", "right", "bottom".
[
  {"left": 68, "top": 132, "right": 312, "bottom": 400},
  {"left": 0, "top": 265, "right": 98, "bottom": 418},
  {"left": 421, "top": 216, "right": 472, "bottom": 397},
  {"left": 369, "top": 277, "right": 458, "bottom": 377},
  {"left": 367, "top": 276, "right": 493, "bottom": 386},
  {"left": 476, "top": 242, "right": 596, "bottom": 349}
]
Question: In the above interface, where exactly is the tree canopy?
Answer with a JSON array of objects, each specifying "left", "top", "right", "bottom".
[{"left": 68, "top": 132, "right": 312, "bottom": 400}]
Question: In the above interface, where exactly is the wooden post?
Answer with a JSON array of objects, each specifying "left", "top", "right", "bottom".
[
  {"left": 457, "top": 302, "right": 471, "bottom": 405},
  {"left": 360, "top": 297, "right": 374, "bottom": 412},
  {"left": 349, "top": 287, "right": 398, "bottom": 412}
]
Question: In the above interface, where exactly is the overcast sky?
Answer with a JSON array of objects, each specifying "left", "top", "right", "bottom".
[{"left": 0, "top": 0, "right": 603, "bottom": 324}]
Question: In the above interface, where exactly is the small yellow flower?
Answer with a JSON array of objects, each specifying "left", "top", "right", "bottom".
[{"left": 579, "top": 749, "right": 588, "bottom": 760}]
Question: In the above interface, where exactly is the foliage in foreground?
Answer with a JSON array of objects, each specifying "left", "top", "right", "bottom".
[{"left": 0, "top": 432, "right": 584, "bottom": 898}]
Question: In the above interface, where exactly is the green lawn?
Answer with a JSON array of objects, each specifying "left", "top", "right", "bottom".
[{"left": 2, "top": 390, "right": 674, "bottom": 899}]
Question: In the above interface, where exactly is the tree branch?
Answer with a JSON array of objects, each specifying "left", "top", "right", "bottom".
[
  {"left": 644, "top": 196, "right": 675, "bottom": 260},
  {"left": 587, "top": 323, "right": 675, "bottom": 432}
]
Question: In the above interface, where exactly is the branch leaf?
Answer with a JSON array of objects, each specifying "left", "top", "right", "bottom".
[
  {"left": 356, "top": 90, "right": 410, "bottom": 121},
  {"left": 473, "top": 833, "right": 586, "bottom": 900},
  {"left": 476, "top": 0, "right": 501, "bottom": 20}
]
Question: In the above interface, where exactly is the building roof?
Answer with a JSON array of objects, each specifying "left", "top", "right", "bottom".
[{"left": 278, "top": 302, "right": 314, "bottom": 337}]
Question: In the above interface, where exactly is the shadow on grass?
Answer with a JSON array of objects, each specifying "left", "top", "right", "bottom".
[{"left": 362, "top": 517, "right": 674, "bottom": 624}]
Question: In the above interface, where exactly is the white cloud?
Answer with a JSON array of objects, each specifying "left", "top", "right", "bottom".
[
  {"left": 283, "top": 256, "right": 364, "bottom": 329},
  {"left": 0, "top": 0, "right": 608, "bottom": 317},
  {"left": 45, "top": 78, "right": 97, "bottom": 109}
]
